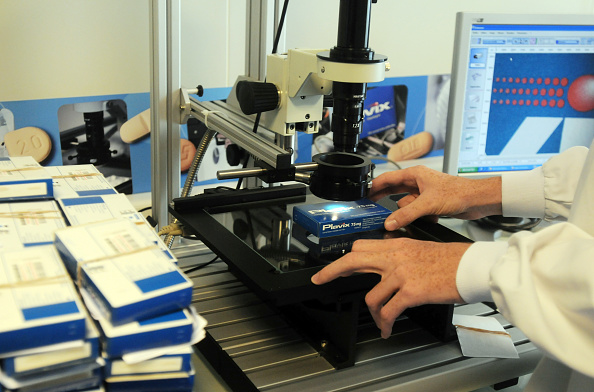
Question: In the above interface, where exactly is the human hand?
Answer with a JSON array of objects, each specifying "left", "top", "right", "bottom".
[
  {"left": 311, "top": 238, "right": 471, "bottom": 338},
  {"left": 369, "top": 166, "right": 502, "bottom": 231}
]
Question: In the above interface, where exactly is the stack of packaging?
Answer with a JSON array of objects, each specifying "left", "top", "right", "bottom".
[{"left": 0, "top": 160, "right": 205, "bottom": 392}]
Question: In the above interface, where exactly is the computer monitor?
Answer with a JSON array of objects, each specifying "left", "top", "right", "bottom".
[{"left": 443, "top": 12, "right": 594, "bottom": 178}]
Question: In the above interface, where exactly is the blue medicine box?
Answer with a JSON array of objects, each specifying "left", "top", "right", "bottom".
[
  {"left": 105, "top": 365, "right": 195, "bottom": 392},
  {"left": 0, "top": 157, "right": 53, "bottom": 202},
  {"left": 0, "top": 311, "right": 99, "bottom": 377},
  {"left": 103, "top": 346, "right": 193, "bottom": 378},
  {"left": 98, "top": 308, "right": 194, "bottom": 358},
  {"left": 293, "top": 198, "right": 391, "bottom": 238},
  {"left": 0, "top": 246, "right": 86, "bottom": 356}
]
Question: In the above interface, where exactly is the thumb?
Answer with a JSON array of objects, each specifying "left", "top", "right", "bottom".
[{"left": 384, "top": 202, "right": 426, "bottom": 230}]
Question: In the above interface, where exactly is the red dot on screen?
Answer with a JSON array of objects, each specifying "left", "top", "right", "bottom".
[
  {"left": 558, "top": 99, "right": 565, "bottom": 108},
  {"left": 548, "top": 88, "right": 555, "bottom": 97},
  {"left": 522, "top": 77, "right": 527, "bottom": 84},
  {"left": 534, "top": 99, "right": 540, "bottom": 106},
  {"left": 549, "top": 99, "right": 556, "bottom": 107},
  {"left": 512, "top": 99, "right": 517, "bottom": 105},
  {"left": 553, "top": 78, "right": 560, "bottom": 86},
  {"left": 537, "top": 78, "right": 543, "bottom": 84},
  {"left": 499, "top": 99, "right": 504, "bottom": 104},
  {"left": 499, "top": 88, "right": 504, "bottom": 93},
  {"left": 556, "top": 88, "right": 564, "bottom": 97},
  {"left": 515, "top": 77, "right": 520, "bottom": 83},
  {"left": 493, "top": 88, "right": 498, "bottom": 93},
  {"left": 496, "top": 77, "right": 501, "bottom": 82},
  {"left": 512, "top": 88, "right": 517, "bottom": 94},
  {"left": 506, "top": 99, "right": 510, "bottom": 105},
  {"left": 493, "top": 99, "right": 498, "bottom": 104},
  {"left": 527, "top": 100, "right": 532, "bottom": 105},
  {"left": 506, "top": 88, "right": 510, "bottom": 94},
  {"left": 519, "top": 88, "right": 524, "bottom": 95},
  {"left": 519, "top": 99, "right": 524, "bottom": 105},
  {"left": 540, "top": 88, "right": 546, "bottom": 96},
  {"left": 541, "top": 99, "right": 548, "bottom": 107},
  {"left": 544, "top": 78, "right": 551, "bottom": 85},
  {"left": 526, "top": 89, "right": 531, "bottom": 95},
  {"left": 529, "top": 78, "right": 535, "bottom": 84},
  {"left": 533, "top": 88, "right": 539, "bottom": 95},
  {"left": 502, "top": 77, "right": 507, "bottom": 82},
  {"left": 561, "top": 78, "right": 569, "bottom": 87}
]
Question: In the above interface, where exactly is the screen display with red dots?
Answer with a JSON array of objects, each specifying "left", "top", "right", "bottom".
[{"left": 444, "top": 13, "right": 594, "bottom": 178}]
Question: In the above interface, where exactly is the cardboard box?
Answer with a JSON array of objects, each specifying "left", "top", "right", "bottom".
[
  {"left": 1, "top": 312, "right": 99, "bottom": 377},
  {"left": 293, "top": 198, "right": 391, "bottom": 238},
  {"left": 45, "top": 164, "right": 117, "bottom": 200},
  {"left": 98, "top": 309, "right": 194, "bottom": 358},
  {"left": 103, "top": 346, "right": 192, "bottom": 377},
  {"left": 0, "top": 200, "right": 67, "bottom": 251},
  {"left": 0, "top": 246, "right": 86, "bottom": 355},
  {"left": 54, "top": 219, "right": 192, "bottom": 325},
  {"left": 0, "top": 157, "right": 52, "bottom": 202}
]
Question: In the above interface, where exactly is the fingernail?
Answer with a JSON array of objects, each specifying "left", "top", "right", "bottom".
[
  {"left": 385, "top": 219, "right": 398, "bottom": 231},
  {"left": 311, "top": 273, "right": 320, "bottom": 285}
]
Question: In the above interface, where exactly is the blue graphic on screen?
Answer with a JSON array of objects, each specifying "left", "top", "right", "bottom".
[{"left": 485, "top": 53, "right": 594, "bottom": 156}]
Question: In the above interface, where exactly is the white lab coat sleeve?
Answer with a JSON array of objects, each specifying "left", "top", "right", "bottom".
[
  {"left": 501, "top": 146, "right": 588, "bottom": 220},
  {"left": 456, "top": 241, "right": 508, "bottom": 303},
  {"left": 489, "top": 223, "right": 594, "bottom": 379}
]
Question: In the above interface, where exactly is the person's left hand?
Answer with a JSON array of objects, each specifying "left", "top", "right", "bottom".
[{"left": 311, "top": 237, "right": 471, "bottom": 338}]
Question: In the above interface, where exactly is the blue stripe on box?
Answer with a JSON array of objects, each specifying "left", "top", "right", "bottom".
[
  {"left": 137, "top": 309, "right": 187, "bottom": 326},
  {"left": 22, "top": 301, "right": 80, "bottom": 321},
  {"left": 60, "top": 196, "right": 104, "bottom": 206},
  {"left": 77, "top": 189, "right": 117, "bottom": 196},
  {"left": 135, "top": 271, "right": 187, "bottom": 293}
]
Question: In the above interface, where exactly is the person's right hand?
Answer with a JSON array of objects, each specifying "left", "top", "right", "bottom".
[{"left": 369, "top": 165, "right": 503, "bottom": 231}]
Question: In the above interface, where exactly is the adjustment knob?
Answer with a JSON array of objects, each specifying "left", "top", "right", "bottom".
[{"left": 236, "top": 81, "right": 279, "bottom": 115}]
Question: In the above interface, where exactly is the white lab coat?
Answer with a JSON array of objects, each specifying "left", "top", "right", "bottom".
[{"left": 456, "top": 141, "right": 594, "bottom": 391}]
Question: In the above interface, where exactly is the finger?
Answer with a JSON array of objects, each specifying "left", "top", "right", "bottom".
[
  {"left": 365, "top": 278, "right": 401, "bottom": 333},
  {"left": 385, "top": 196, "right": 434, "bottom": 230},
  {"left": 351, "top": 238, "right": 406, "bottom": 252},
  {"left": 378, "top": 291, "right": 409, "bottom": 339},
  {"left": 310, "top": 252, "right": 382, "bottom": 285}
]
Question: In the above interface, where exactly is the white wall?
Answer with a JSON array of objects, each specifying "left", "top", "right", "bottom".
[
  {"left": 0, "top": 0, "right": 246, "bottom": 102},
  {"left": 284, "top": 0, "right": 594, "bottom": 77},
  {"left": 2, "top": 0, "right": 594, "bottom": 102}
]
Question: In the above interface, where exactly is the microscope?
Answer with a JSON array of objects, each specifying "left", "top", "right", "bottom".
[{"left": 178, "top": 0, "right": 388, "bottom": 202}]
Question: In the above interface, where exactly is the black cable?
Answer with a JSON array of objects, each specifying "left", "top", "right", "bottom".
[
  {"left": 183, "top": 255, "right": 220, "bottom": 274},
  {"left": 137, "top": 206, "right": 152, "bottom": 213}
]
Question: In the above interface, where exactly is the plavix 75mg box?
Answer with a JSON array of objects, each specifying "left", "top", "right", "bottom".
[{"left": 293, "top": 198, "right": 391, "bottom": 238}]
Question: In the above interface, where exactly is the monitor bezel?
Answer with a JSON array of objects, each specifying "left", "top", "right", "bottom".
[{"left": 443, "top": 12, "right": 594, "bottom": 178}]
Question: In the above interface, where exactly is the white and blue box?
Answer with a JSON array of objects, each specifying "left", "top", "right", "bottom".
[
  {"left": 0, "top": 246, "right": 86, "bottom": 355},
  {"left": 98, "top": 309, "right": 194, "bottom": 358},
  {"left": 56, "top": 193, "right": 175, "bottom": 260},
  {"left": 103, "top": 346, "right": 192, "bottom": 378},
  {"left": 104, "top": 364, "right": 195, "bottom": 392},
  {"left": 54, "top": 219, "right": 192, "bottom": 325},
  {"left": 45, "top": 164, "right": 117, "bottom": 200},
  {"left": 1, "top": 311, "right": 100, "bottom": 377},
  {"left": 293, "top": 198, "right": 392, "bottom": 238},
  {"left": 0, "top": 200, "right": 67, "bottom": 251},
  {"left": 0, "top": 157, "right": 52, "bottom": 202}
]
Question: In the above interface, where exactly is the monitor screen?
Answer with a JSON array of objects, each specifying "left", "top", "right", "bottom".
[{"left": 443, "top": 13, "right": 594, "bottom": 178}]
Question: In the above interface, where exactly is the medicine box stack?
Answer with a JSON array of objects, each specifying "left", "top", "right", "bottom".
[
  {"left": 0, "top": 158, "right": 205, "bottom": 391},
  {"left": 54, "top": 218, "right": 201, "bottom": 391},
  {"left": 0, "top": 246, "right": 103, "bottom": 391},
  {"left": 0, "top": 157, "right": 53, "bottom": 202},
  {"left": 293, "top": 198, "right": 392, "bottom": 238}
]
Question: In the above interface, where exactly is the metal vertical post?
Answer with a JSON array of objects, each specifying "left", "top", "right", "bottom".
[{"left": 150, "top": 0, "right": 181, "bottom": 230}]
